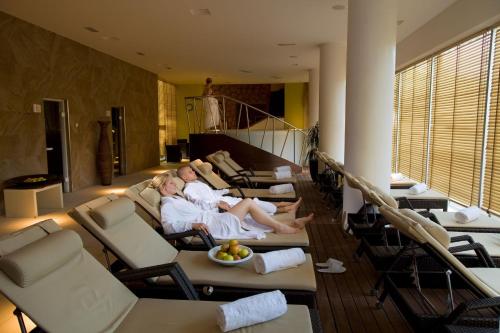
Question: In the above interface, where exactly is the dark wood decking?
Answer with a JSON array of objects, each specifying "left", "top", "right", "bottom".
[{"left": 296, "top": 173, "right": 412, "bottom": 333}]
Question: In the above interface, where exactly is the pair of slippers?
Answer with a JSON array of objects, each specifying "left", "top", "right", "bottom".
[{"left": 315, "top": 258, "right": 346, "bottom": 274}]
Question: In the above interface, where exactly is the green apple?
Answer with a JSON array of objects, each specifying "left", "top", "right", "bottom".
[
  {"left": 222, "top": 254, "right": 234, "bottom": 261},
  {"left": 216, "top": 251, "right": 227, "bottom": 260}
]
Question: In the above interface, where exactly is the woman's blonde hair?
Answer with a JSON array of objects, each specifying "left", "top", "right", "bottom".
[{"left": 150, "top": 171, "right": 174, "bottom": 190}]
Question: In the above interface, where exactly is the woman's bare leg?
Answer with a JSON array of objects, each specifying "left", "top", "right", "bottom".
[
  {"left": 227, "top": 198, "right": 299, "bottom": 234},
  {"left": 275, "top": 197, "right": 303, "bottom": 214},
  {"left": 293, "top": 213, "right": 314, "bottom": 228}
]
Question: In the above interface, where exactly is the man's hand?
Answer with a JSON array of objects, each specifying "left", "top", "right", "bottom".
[
  {"left": 192, "top": 223, "right": 209, "bottom": 235},
  {"left": 217, "top": 201, "right": 231, "bottom": 211}
]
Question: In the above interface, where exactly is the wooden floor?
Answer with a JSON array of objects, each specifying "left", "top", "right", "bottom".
[{"left": 296, "top": 173, "right": 412, "bottom": 333}]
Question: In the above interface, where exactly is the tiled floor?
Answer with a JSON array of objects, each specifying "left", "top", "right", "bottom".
[{"left": 0, "top": 162, "right": 184, "bottom": 332}]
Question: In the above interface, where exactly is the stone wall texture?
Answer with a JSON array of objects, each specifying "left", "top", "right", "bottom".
[{"left": 0, "top": 11, "right": 159, "bottom": 212}]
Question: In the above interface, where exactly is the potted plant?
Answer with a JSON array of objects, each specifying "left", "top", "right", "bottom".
[{"left": 305, "top": 122, "right": 319, "bottom": 181}]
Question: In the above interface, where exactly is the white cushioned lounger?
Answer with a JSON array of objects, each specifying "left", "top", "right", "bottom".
[{"left": 433, "top": 211, "right": 500, "bottom": 232}]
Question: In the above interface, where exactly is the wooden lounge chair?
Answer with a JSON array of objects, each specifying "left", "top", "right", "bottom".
[
  {"left": 216, "top": 150, "right": 275, "bottom": 177},
  {"left": 69, "top": 196, "right": 317, "bottom": 308},
  {"left": 124, "top": 182, "right": 310, "bottom": 252},
  {"left": 0, "top": 219, "right": 318, "bottom": 333}
]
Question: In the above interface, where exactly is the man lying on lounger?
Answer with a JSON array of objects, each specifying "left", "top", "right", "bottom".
[{"left": 177, "top": 165, "right": 302, "bottom": 215}]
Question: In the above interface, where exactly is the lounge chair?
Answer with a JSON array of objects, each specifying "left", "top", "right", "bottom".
[
  {"left": 431, "top": 211, "right": 500, "bottom": 233},
  {"left": 217, "top": 150, "right": 275, "bottom": 176},
  {"left": 206, "top": 151, "right": 297, "bottom": 186},
  {"left": 69, "top": 195, "right": 317, "bottom": 307},
  {"left": 124, "top": 182, "right": 310, "bottom": 252},
  {"left": 390, "top": 188, "right": 449, "bottom": 211},
  {"left": 0, "top": 219, "right": 319, "bottom": 333},
  {"left": 375, "top": 205, "right": 500, "bottom": 332},
  {"left": 190, "top": 159, "right": 297, "bottom": 201}
]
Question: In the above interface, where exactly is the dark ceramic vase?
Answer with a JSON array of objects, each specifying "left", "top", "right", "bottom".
[{"left": 97, "top": 120, "right": 112, "bottom": 185}]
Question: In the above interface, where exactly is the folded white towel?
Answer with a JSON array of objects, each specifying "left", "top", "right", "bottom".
[
  {"left": 254, "top": 248, "right": 306, "bottom": 274},
  {"left": 269, "top": 183, "right": 294, "bottom": 194},
  {"left": 217, "top": 290, "right": 287, "bottom": 332},
  {"left": 409, "top": 183, "right": 428, "bottom": 195},
  {"left": 274, "top": 165, "right": 291, "bottom": 173},
  {"left": 391, "top": 173, "right": 405, "bottom": 181},
  {"left": 455, "top": 206, "right": 481, "bottom": 224},
  {"left": 274, "top": 170, "right": 292, "bottom": 180}
]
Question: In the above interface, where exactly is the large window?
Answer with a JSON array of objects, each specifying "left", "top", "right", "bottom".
[{"left": 393, "top": 27, "right": 499, "bottom": 212}]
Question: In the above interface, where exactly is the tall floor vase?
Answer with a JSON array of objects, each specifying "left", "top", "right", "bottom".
[{"left": 97, "top": 120, "right": 112, "bottom": 185}]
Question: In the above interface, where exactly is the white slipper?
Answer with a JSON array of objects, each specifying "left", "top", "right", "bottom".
[
  {"left": 317, "top": 263, "right": 346, "bottom": 274},
  {"left": 315, "top": 258, "right": 344, "bottom": 267}
]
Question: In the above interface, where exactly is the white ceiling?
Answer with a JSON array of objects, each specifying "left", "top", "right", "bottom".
[{"left": 0, "top": 0, "right": 456, "bottom": 84}]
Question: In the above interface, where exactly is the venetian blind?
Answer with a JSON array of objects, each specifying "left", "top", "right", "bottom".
[
  {"left": 482, "top": 28, "right": 500, "bottom": 213},
  {"left": 392, "top": 73, "right": 400, "bottom": 173},
  {"left": 428, "top": 32, "right": 491, "bottom": 206},
  {"left": 158, "top": 81, "right": 177, "bottom": 157},
  {"left": 396, "top": 60, "right": 432, "bottom": 182}
]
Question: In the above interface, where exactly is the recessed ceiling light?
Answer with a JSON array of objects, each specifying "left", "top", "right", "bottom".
[
  {"left": 291, "top": 63, "right": 299, "bottom": 66},
  {"left": 397, "top": 20, "right": 405, "bottom": 26},
  {"left": 239, "top": 69, "right": 253, "bottom": 74},
  {"left": 289, "top": 55, "right": 298, "bottom": 58},
  {"left": 332, "top": 4, "right": 345, "bottom": 10},
  {"left": 136, "top": 52, "right": 145, "bottom": 56},
  {"left": 277, "top": 43, "right": 296, "bottom": 47},
  {"left": 190, "top": 8, "right": 211, "bottom": 16},
  {"left": 84, "top": 26, "right": 99, "bottom": 33}
]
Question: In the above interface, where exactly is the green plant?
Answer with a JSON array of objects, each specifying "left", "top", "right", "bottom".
[{"left": 305, "top": 121, "right": 319, "bottom": 161}]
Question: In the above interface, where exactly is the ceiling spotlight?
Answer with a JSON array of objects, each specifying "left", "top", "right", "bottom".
[
  {"left": 239, "top": 69, "right": 253, "bottom": 73},
  {"left": 136, "top": 52, "right": 145, "bottom": 56},
  {"left": 84, "top": 26, "right": 99, "bottom": 33},
  {"left": 277, "top": 43, "right": 296, "bottom": 47},
  {"left": 397, "top": 20, "right": 405, "bottom": 26},
  {"left": 332, "top": 4, "right": 346, "bottom": 10},
  {"left": 190, "top": 8, "right": 211, "bottom": 16}
]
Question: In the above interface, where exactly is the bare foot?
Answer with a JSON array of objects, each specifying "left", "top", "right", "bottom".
[
  {"left": 284, "top": 197, "right": 303, "bottom": 213},
  {"left": 293, "top": 213, "right": 314, "bottom": 229},
  {"left": 275, "top": 224, "right": 299, "bottom": 234}
]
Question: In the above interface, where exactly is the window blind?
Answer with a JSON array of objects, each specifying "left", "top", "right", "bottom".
[
  {"left": 428, "top": 32, "right": 491, "bottom": 206},
  {"left": 392, "top": 73, "right": 400, "bottom": 173},
  {"left": 396, "top": 60, "right": 432, "bottom": 182}
]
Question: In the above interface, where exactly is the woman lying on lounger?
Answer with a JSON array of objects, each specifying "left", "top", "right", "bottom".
[{"left": 151, "top": 173, "right": 313, "bottom": 239}]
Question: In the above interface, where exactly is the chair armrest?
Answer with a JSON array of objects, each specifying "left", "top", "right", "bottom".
[
  {"left": 448, "top": 242, "right": 496, "bottom": 268},
  {"left": 114, "top": 262, "right": 199, "bottom": 300},
  {"left": 226, "top": 185, "right": 246, "bottom": 198},
  {"left": 236, "top": 168, "right": 255, "bottom": 177},
  {"left": 450, "top": 235, "right": 474, "bottom": 243},
  {"left": 446, "top": 297, "right": 500, "bottom": 324},
  {"left": 162, "top": 230, "right": 217, "bottom": 249},
  {"left": 396, "top": 197, "right": 415, "bottom": 210}
]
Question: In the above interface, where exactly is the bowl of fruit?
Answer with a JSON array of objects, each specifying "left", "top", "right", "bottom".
[{"left": 208, "top": 240, "right": 253, "bottom": 266}]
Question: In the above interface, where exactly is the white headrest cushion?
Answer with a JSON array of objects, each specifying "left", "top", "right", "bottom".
[
  {"left": 221, "top": 151, "right": 230, "bottom": 158},
  {"left": 199, "top": 162, "right": 213, "bottom": 175},
  {"left": 400, "top": 209, "right": 451, "bottom": 248},
  {"left": 0, "top": 230, "right": 82, "bottom": 287},
  {"left": 213, "top": 153, "right": 225, "bottom": 163},
  {"left": 90, "top": 197, "right": 136, "bottom": 229},
  {"left": 139, "top": 187, "right": 161, "bottom": 208}
]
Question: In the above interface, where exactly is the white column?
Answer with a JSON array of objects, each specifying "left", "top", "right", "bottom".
[
  {"left": 318, "top": 43, "right": 346, "bottom": 162},
  {"left": 343, "top": 0, "right": 397, "bottom": 213},
  {"left": 307, "top": 68, "right": 320, "bottom": 128}
]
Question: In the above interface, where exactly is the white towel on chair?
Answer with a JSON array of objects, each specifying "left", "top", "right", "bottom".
[
  {"left": 455, "top": 206, "right": 481, "bottom": 224},
  {"left": 409, "top": 183, "right": 428, "bottom": 195},
  {"left": 254, "top": 248, "right": 306, "bottom": 274},
  {"left": 274, "top": 170, "right": 292, "bottom": 180},
  {"left": 391, "top": 173, "right": 404, "bottom": 181},
  {"left": 269, "top": 183, "right": 294, "bottom": 194},
  {"left": 216, "top": 290, "right": 287, "bottom": 332},
  {"left": 274, "top": 165, "right": 291, "bottom": 173}
]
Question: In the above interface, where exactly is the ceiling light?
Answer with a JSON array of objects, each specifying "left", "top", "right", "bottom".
[
  {"left": 289, "top": 55, "right": 298, "bottom": 58},
  {"left": 277, "top": 43, "right": 296, "bottom": 47},
  {"left": 239, "top": 69, "right": 253, "bottom": 74},
  {"left": 84, "top": 26, "right": 99, "bottom": 33},
  {"left": 291, "top": 63, "right": 299, "bottom": 66},
  {"left": 332, "top": 5, "right": 345, "bottom": 10},
  {"left": 397, "top": 20, "right": 405, "bottom": 26},
  {"left": 136, "top": 52, "right": 145, "bottom": 56},
  {"left": 190, "top": 8, "right": 211, "bottom": 16}
]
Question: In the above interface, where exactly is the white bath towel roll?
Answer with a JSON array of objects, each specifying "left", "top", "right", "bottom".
[
  {"left": 254, "top": 248, "right": 306, "bottom": 274},
  {"left": 455, "top": 206, "right": 481, "bottom": 224},
  {"left": 217, "top": 290, "right": 287, "bottom": 332},
  {"left": 409, "top": 183, "right": 428, "bottom": 195},
  {"left": 274, "top": 165, "right": 291, "bottom": 173},
  {"left": 269, "top": 183, "right": 294, "bottom": 194},
  {"left": 391, "top": 173, "right": 405, "bottom": 181},
  {"left": 274, "top": 170, "right": 292, "bottom": 180}
]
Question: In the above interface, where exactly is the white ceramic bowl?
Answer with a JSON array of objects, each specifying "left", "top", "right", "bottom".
[{"left": 208, "top": 245, "right": 253, "bottom": 266}]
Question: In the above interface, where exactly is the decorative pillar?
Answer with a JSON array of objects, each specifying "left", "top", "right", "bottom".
[
  {"left": 343, "top": 0, "right": 397, "bottom": 213},
  {"left": 318, "top": 42, "right": 346, "bottom": 162},
  {"left": 307, "top": 68, "right": 320, "bottom": 128}
]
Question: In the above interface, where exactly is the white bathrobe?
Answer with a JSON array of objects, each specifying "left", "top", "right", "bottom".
[{"left": 160, "top": 196, "right": 265, "bottom": 240}]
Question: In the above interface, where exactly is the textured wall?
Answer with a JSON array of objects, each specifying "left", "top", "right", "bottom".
[{"left": 0, "top": 11, "right": 158, "bottom": 211}]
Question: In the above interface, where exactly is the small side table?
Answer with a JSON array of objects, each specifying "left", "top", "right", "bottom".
[{"left": 4, "top": 183, "right": 64, "bottom": 218}]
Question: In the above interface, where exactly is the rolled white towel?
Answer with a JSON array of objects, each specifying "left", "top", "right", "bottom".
[
  {"left": 455, "top": 206, "right": 481, "bottom": 224},
  {"left": 269, "top": 183, "right": 294, "bottom": 194},
  {"left": 409, "top": 183, "right": 428, "bottom": 195},
  {"left": 391, "top": 173, "right": 405, "bottom": 181},
  {"left": 274, "top": 165, "right": 291, "bottom": 173},
  {"left": 274, "top": 170, "right": 292, "bottom": 180},
  {"left": 217, "top": 290, "right": 287, "bottom": 332},
  {"left": 254, "top": 248, "right": 306, "bottom": 274}
]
